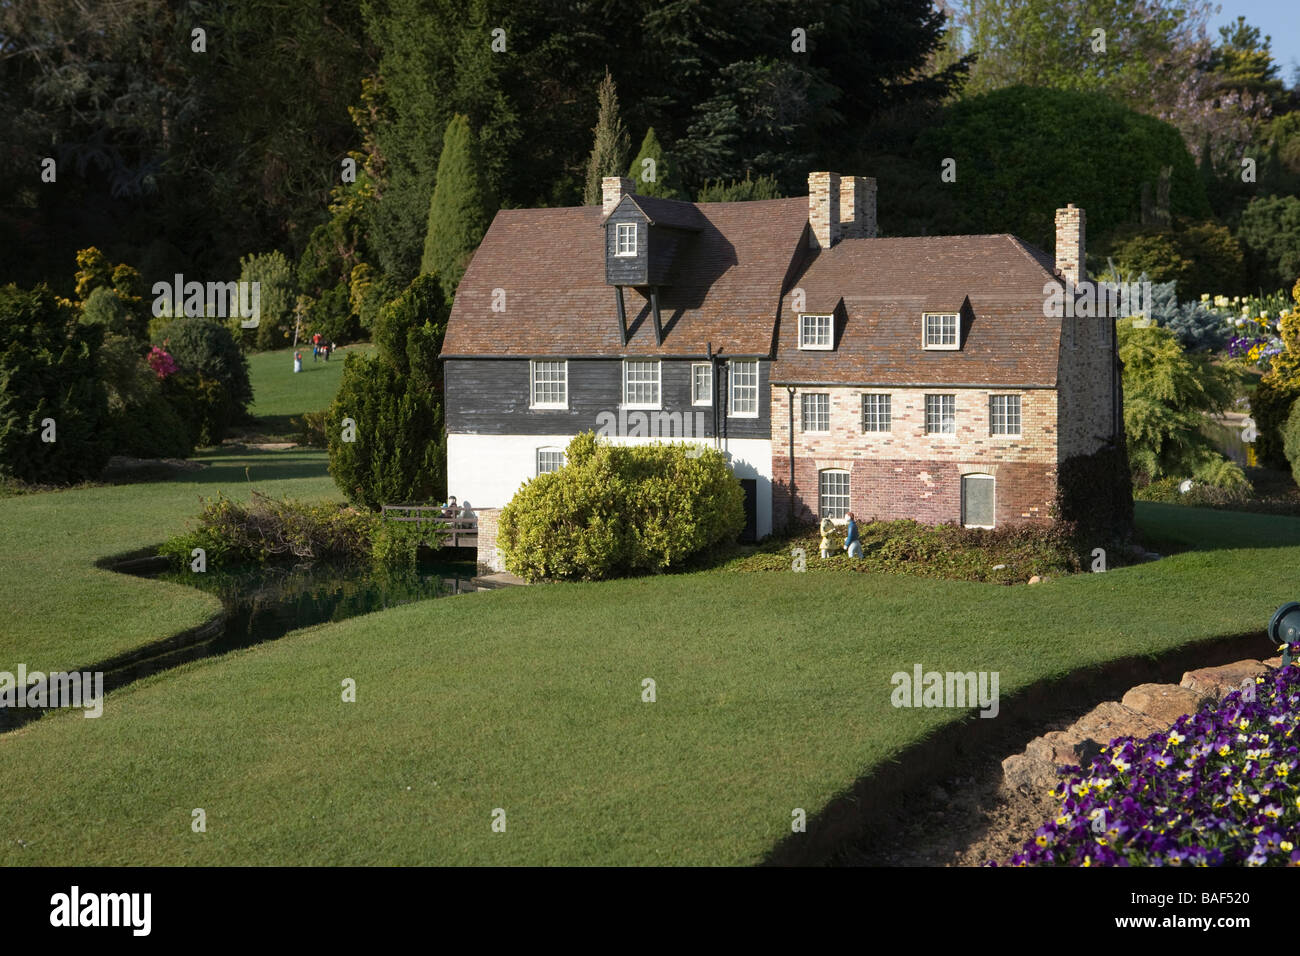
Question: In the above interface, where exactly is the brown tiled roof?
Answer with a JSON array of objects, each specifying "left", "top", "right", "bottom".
[
  {"left": 772, "top": 235, "right": 1063, "bottom": 387},
  {"left": 618, "top": 194, "right": 705, "bottom": 231},
  {"left": 441, "top": 197, "right": 810, "bottom": 357}
]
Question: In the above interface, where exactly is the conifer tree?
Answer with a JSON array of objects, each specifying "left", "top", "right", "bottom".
[
  {"left": 420, "top": 114, "right": 497, "bottom": 301},
  {"left": 583, "top": 70, "right": 631, "bottom": 205},
  {"left": 626, "top": 128, "right": 680, "bottom": 199}
]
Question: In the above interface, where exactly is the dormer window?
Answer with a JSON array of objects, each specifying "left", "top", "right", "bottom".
[
  {"left": 615, "top": 222, "right": 637, "bottom": 256},
  {"left": 799, "top": 313, "right": 833, "bottom": 350},
  {"left": 923, "top": 312, "right": 960, "bottom": 350}
]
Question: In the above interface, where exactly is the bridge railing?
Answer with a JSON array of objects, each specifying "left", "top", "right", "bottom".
[{"left": 380, "top": 505, "right": 477, "bottom": 548}]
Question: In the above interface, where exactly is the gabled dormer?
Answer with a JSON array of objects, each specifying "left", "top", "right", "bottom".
[{"left": 600, "top": 178, "right": 703, "bottom": 287}]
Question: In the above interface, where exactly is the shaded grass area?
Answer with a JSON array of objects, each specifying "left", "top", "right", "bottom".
[
  {"left": 0, "top": 448, "right": 338, "bottom": 673},
  {"left": 0, "top": 503, "right": 1295, "bottom": 866}
]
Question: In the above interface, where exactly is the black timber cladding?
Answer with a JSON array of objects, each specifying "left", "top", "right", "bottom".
[{"left": 444, "top": 358, "right": 771, "bottom": 440}]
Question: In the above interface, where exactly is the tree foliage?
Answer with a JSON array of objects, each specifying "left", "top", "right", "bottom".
[
  {"left": 583, "top": 71, "right": 632, "bottom": 206},
  {"left": 326, "top": 275, "right": 449, "bottom": 509},
  {"left": 917, "top": 86, "right": 1210, "bottom": 248},
  {"left": 420, "top": 115, "right": 497, "bottom": 299},
  {"left": 1117, "top": 317, "right": 1244, "bottom": 486},
  {"left": 627, "top": 128, "right": 680, "bottom": 199},
  {"left": 0, "top": 284, "right": 110, "bottom": 483}
]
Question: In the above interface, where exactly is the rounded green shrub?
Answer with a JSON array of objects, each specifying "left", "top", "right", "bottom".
[
  {"left": 498, "top": 433, "right": 746, "bottom": 582},
  {"left": 151, "top": 316, "right": 252, "bottom": 445}
]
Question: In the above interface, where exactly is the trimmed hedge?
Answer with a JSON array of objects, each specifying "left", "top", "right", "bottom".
[{"left": 498, "top": 433, "right": 745, "bottom": 582}]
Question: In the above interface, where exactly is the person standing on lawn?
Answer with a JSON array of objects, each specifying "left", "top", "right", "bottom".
[{"left": 844, "top": 511, "right": 862, "bottom": 558}]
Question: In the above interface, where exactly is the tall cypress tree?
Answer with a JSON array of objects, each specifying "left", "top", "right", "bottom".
[
  {"left": 583, "top": 70, "right": 631, "bottom": 205},
  {"left": 627, "top": 127, "right": 680, "bottom": 199},
  {"left": 420, "top": 114, "right": 497, "bottom": 301}
]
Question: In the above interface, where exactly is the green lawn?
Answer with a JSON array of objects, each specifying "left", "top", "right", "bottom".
[
  {"left": 246, "top": 344, "right": 374, "bottom": 435},
  {"left": 0, "top": 496, "right": 1295, "bottom": 865},
  {"left": 0, "top": 448, "right": 338, "bottom": 673}
]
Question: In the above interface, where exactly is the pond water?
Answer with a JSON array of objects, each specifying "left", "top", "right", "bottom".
[
  {"left": 1203, "top": 415, "right": 1253, "bottom": 467},
  {"left": 0, "top": 556, "right": 481, "bottom": 732}
]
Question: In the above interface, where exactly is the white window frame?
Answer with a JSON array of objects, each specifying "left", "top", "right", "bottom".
[
  {"left": 801, "top": 392, "right": 830, "bottom": 433},
  {"left": 691, "top": 363, "right": 713, "bottom": 406},
  {"left": 962, "top": 473, "right": 996, "bottom": 529},
  {"left": 925, "top": 393, "right": 956, "bottom": 434},
  {"left": 861, "top": 393, "right": 891, "bottom": 433},
  {"left": 799, "top": 313, "right": 833, "bottom": 350},
  {"left": 615, "top": 222, "right": 637, "bottom": 257},
  {"left": 989, "top": 394, "right": 1022, "bottom": 437},
  {"left": 819, "top": 469, "right": 851, "bottom": 519},
  {"left": 529, "top": 360, "right": 568, "bottom": 409},
  {"left": 728, "top": 360, "right": 759, "bottom": 418},
  {"left": 621, "top": 359, "right": 661, "bottom": 409},
  {"left": 923, "top": 312, "right": 960, "bottom": 350},
  {"left": 536, "top": 447, "right": 565, "bottom": 475}
]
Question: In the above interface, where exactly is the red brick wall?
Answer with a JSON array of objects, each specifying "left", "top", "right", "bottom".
[{"left": 772, "top": 455, "right": 1056, "bottom": 530}]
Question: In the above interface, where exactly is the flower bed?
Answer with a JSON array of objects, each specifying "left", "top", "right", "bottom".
[{"left": 1001, "top": 664, "right": 1300, "bottom": 866}]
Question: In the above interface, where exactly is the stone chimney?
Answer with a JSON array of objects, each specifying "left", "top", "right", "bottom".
[
  {"left": 808, "top": 171, "right": 841, "bottom": 249},
  {"left": 602, "top": 176, "right": 634, "bottom": 217},
  {"left": 1054, "top": 203, "right": 1085, "bottom": 286},
  {"left": 840, "top": 176, "right": 878, "bottom": 239}
]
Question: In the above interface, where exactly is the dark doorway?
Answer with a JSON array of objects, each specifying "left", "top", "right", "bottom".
[{"left": 739, "top": 478, "right": 757, "bottom": 542}]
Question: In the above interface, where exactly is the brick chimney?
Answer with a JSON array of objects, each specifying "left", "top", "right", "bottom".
[
  {"left": 602, "top": 176, "right": 634, "bottom": 217},
  {"left": 1054, "top": 203, "right": 1085, "bottom": 286},
  {"left": 840, "top": 176, "right": 878, "bottom": 239},
  {"left": 808, "top": 171, "right": 841, "bottom": 249}
]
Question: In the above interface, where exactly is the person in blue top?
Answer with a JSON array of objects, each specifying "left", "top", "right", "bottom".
[{"left": 843, "top": 511, "right": 863, "bottom": 558}]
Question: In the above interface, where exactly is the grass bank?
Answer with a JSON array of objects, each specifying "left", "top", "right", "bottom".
[{"left": 0, "top": 504, "right": 1294, "bottom": 865}]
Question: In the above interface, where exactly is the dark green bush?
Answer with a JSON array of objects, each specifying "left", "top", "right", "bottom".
[
  {"left": 327, "top": 275, "right": 448, "bottom": 510},
  {"left": 916, "top": 86, "right": 1209, "bottom": 248},
  {"left": 293, "top": 409, "right": 328, "bottom": 448},
  {"left": 498, "top": 433, "right": 746, "bottom": 582},
  {"left": 0, "top": 284, "right": 110, "bottom": 484},
  {"left": 152, "top": 316, "right": 252, "bottom": 445},
  {"left": 1237, "top": 195, "right": 1300, "bottom": 291}
]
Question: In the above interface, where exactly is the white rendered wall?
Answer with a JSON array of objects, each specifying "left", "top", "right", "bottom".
[{"left": 446, "top": 433, "right": 773, "bottom": 539}]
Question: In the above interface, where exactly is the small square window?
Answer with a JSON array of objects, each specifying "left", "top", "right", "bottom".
[
  {"left": 862, "top": 394, "right": 891, "bottom": 432},
  {"left": 801, "top": 393, "right": 829, "bottom": 432},
  {"left": 925, "top": 394, "right": 955, "bottom": 434},
  {"left": 990, "top": 395, "right": 1021, "bottom": 436},
  {"left": 691, "top": 363, "right": 712, "bottom": 406},
  {"left": 615, "top": 222, "right": 637, "bottom": 256},
  {"left": 923, "top": 313, "right": 960, "bottom": 350},
  {"left": 799, "top": 314, "right": 833, "bottom": 350}
]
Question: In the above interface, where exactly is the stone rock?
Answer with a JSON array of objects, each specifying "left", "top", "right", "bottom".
[
  {"left": 1001, "top": 753, "right": 1064, "bottom": 792},
  {"left": 1013, "top": 701, "right": 1167, "bottom": 789},
  {"left": 1180, "top": 660, "right": 1270, "bottom": 702},
  {"left": 1071, "top": 700, "right": 1167, "bottom": 742},
  {"left": 1263, "top": 656, "right": 1284, "bottom": 668},
  {"left": 1028, "top": 575, "right": 1042, "bottom": 585},
  {"left": 1121, "top": 683, "right": 1211, "bottom": 726}
]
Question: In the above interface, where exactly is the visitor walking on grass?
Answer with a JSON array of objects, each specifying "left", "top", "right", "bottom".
[{"left": 844, "top": 511, "right": 862, "bottom": 558}]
